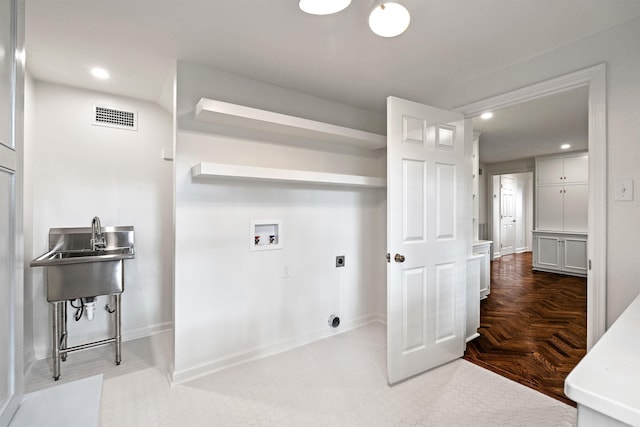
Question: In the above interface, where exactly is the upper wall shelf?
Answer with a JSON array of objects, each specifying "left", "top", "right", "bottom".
[
  {"left": 194, "top": 98, "right": 386, "bottom": 150},
  {"left": 192, "top": 162, "right": 386, "bottom": 188}
]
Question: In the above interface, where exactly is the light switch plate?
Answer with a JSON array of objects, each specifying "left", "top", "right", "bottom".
[{"left": 614, "top": 179, "right": 634, "bottom": 201}]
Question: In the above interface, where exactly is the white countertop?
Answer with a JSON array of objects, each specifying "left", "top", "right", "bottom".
[{"left": 565, "top": 294, "right": 640, "bottom": 425}]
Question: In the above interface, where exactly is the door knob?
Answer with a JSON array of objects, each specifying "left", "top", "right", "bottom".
[
  {"left": 394, "top": 254, "right": 405, "bottom": 263},
  {"left": 386, "top": 253, "right": 390, "bottom": 263}
]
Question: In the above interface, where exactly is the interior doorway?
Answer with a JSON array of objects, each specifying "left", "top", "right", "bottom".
[
  {"left": 492, "top": 172, "right": 533, "bottom": 259},
  {"left": 455, "top": 64, "right": 606, "bottom": 350}
]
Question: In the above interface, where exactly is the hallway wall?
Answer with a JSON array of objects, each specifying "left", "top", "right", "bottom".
[{"left": 425, "top": 17, "right": 640, "bottom": 325}]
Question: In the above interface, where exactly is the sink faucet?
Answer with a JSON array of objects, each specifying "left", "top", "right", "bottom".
[{"left": 91, "top": 216, "right": 106, "bottom": 250}]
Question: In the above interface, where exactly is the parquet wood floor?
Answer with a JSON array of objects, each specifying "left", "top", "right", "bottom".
[{"left": 463, "top": 251, "right": 586, "bottom": 406}]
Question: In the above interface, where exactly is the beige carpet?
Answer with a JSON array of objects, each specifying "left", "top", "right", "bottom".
[{"left": 27, "top": 323, "right": 576, "bottom": 426}]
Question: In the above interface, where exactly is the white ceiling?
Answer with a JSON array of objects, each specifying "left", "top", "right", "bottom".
[
  {"left": 473, "top": 87, "right": 588, "bottom": 163},
  {"left": 25, "top": 1, "right": 638, "bottom": 161}
]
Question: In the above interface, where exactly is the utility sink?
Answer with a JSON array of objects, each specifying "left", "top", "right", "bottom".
[
  {"left": 31, "top": 225, "right": 135, "bottom": 302},
  {"left": 32, "top": 246, "right": 134, "bottom": 265}
]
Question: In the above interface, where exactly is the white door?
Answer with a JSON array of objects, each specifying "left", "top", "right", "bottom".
[
  {"left": 500, "top": 176, "right": 516, "bottom": 256},
  {"left": 0, "top": 0, "right": 23, "bottom": 423},
  {"left": 387, "top": 96, "right": 468, "bottom": 384}
]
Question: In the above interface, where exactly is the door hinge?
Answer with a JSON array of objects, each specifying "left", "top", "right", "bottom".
[{"left": 588, "top": 259, "right": 592, "bottom": 270}]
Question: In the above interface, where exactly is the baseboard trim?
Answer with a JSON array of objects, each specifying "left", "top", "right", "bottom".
[{"left": 170, "top": 314, "right": 381, "bottom": 385}]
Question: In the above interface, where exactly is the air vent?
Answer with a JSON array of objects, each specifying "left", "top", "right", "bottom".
[{"left": 92, "top": 105, "right": 138, "bottom": 131}]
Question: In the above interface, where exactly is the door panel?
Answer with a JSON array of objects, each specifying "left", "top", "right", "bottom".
[
  {"left": 537, "top": 158, "right": 564, "bottom": 185},
  {"left": 435, "top": 162, "right": 455, "bottom": 239},
  {"left": 564, "top": 238, "right": 588, "bottom": 272},
  {"left": 387, "top": 96, "right": 467, "bottom": 384},
  {"left": 403, "top": 267, "right": 426, "bottom": 353},
  {"left": 403, "top": 160, "right": 426, "bottom": 241},
  {"left": 537, "top": 185, "right": 564, "bottom": 230},
  {"left": 563, "top": 184, "right": 588, "bottom": 232},
  {"left": 537, "top": 235, "right": 561, "bottom": 268},
  {"left": 563, "top": 155, "right": 589, "bottom": 183}
]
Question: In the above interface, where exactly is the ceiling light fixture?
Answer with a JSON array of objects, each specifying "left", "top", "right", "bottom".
[
  {"left": 368, "top": 0, "right": 411, "bottom": 38},
  {"left": 299, "top": 0, "right": 411, "bottom": 37},
  {"left": 480, "top": 112, "right": 493, "bottom": 120},
  {"left": 90, "top": 67, "right": 110, "bottom": 80},
  {"left": 561, "top": 143, "right": 571, "bottom": 150},
  {"left": 299, "top": 0, "right": 351, "bottom": 15}
]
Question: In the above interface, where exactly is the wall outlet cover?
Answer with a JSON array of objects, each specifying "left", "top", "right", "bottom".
[{"left": 614, "top": 179, "right": 634, "bottom": 201}]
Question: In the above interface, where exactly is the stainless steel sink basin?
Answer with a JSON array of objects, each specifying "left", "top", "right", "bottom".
[{"left": 31, "top": 225, "right": 135, "bottom": 302}]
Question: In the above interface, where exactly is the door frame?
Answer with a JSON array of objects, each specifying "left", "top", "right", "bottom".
[
  {"left": 454, "top": 63, "right": 606, "bottom": 350},
  {"left": 490, "top": 172, "right": 534, "bottom": 259}
]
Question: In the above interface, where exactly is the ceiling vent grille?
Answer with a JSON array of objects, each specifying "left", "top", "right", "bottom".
[{"left": 92, "top": 105, "right": 138, "bottom": 131}]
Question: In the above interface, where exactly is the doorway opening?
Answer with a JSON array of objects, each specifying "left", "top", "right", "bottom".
[
  {"left": 492, "top": 173, "right": 533, "bottom": 258},
  {"left": 456, "top": 63, "right": 606, "bottom": 350},
  {"left": 455, "top": 64, "right": 606, "bottom": 402}
]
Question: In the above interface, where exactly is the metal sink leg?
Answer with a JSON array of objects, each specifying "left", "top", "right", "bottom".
[
  {"left": 52, "top": 301, "right": 61, "bottom": 381},
  {"left": 60, "top": 301, "right": 68, "bottom": 362},
  {"left": 115, "top": 294, "right": 121, "bottom": 365}
]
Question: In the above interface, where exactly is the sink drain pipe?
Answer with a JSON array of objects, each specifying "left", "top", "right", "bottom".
[{"left": 84, "top": 297, "right": 97, "bottom": 320}]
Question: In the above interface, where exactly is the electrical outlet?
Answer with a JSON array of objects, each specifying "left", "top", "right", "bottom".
[
  {"left": 283, "top": 264, "right": 291, "bottom": 278},
  {"left": 336, "top": 255, "right": 345, "bottom": 268}
]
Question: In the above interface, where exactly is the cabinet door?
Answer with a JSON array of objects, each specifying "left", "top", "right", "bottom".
[
  {"left": 537, "top": 186, "right": 564, "bottom": 230},
  {"left": 563, "top": 155, "right": 589, "bottom": 183},
  {"left": 563, "top": 184, "right": 588, "bottom": 232},
  {"left": 563, "top": 237, "right": 588, "bottom": 274},
  {"left": 537, "top": 158, "right": 564, "bottom": 185},
  {"left": 535, "top": 234, "right": 561, "bottom": 269}
]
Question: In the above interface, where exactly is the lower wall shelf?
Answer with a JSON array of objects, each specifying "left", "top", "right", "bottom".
[{"left": 191, "top": 162, "right": 386, "bottom": 188}]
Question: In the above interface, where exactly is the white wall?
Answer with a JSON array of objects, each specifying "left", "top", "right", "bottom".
[
  {"left": 172, "top": 63, "right": 386, "bottom": 382},
  {"left": 27, "top": 81, "right": 173, "bottom": 358},
  {"left": 425, "top": 17, "right": 640, "bottom": 326}
]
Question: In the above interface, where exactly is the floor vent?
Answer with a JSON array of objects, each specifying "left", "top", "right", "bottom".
[{"left": 92, "top": 105, "right": 138, "bottom": 131}]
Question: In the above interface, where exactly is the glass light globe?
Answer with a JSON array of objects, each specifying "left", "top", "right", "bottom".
[
  {"left": 369, "top": 1, "right": 411, "bottom": 38},
  {"left": 299, "top": 0, "right": 351, "bottom": 15}
]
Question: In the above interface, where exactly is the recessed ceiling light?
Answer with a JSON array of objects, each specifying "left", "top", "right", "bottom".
[
  {"left": 480, "top": 112, "right": 493, "bottom": 120},
  {"left": 561, "top": 144, "right": 571, "bottom": 150},
  {"left": 90, "top": 67, "right": 110, "bottom": 80},
  {"left": 299, "top": 0, "right": 351, "bottom": 15}
]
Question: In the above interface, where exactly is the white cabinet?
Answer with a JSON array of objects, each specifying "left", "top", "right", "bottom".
[
  {"left": 537, "top": 183, "right": 588, "bottom": 232},
  {"left": 532, "top": 231, "right": 587, "bottom": 277},
  {"left": 534, "top": 152, "right": 588, "bottom": 275},
  {"left": 536, "top": 152, "right": 588, "bottom": 233},
  {"left": 472, "top": 240, "right": 492, "bottom": 299},
  {"left": 536, "top": 154, "right": 589, "bottom": 185}
]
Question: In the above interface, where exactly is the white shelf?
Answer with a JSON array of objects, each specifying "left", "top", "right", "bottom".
[
  {"left": 194, "top": 98, "right": 386, "bottom": 150},
  {"left": 192, "top": 162, "right": 386, "bottom": 188}
]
